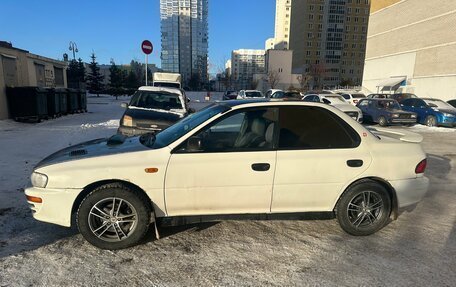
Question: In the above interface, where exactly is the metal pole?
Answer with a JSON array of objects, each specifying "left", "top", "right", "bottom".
[{"left": 145, "top": 54, "right": 148, "bottom": 86}]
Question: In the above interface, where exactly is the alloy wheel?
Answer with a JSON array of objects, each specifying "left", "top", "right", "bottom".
[{"left": 347, "top": 191, "right": 384, "bottom": 228}]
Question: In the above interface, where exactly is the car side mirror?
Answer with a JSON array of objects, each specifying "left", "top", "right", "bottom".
[
  {"left": 187, "top": 136, "right": 202, "bottom": 151},
  {"left": 188, "top": 108, "right": 196, "bottom": 114},
  {"left": 187, "top": 98, "right": 191, "bottom": 103},
  {"left": 121, "top": 102, "right": 129, "bottom": 108}
]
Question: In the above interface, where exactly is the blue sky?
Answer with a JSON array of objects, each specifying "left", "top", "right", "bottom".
[{"left": 0, "top": 0, "right": 275, "bottom": 74}]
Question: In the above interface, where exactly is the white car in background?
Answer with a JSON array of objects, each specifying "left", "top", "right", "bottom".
[
  {"left": 25, "top": 100, "right": 428, "bottom": 249},
  {"left": 303, "top": 94, "right": 364, "bottom": 122},
  {"left": 265, "top": 89, "right": 283, "bottom": 98},
  {"left": 338, "top": 91, "right": 367, "bottom": 106},
  {"left": 237, "top": 90, "right": 264, "bottom": 99}
]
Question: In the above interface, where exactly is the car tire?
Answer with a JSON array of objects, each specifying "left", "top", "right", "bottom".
[
  {"left": 425, "top": 115, "right": 437, "bottom": 127},
  {"left": 378, "top": 116, "right": 388, "bottom": 127},
  {"left": 336, "top": 181, "right": 391, "bottom": 236},
  {"left": 77, "top": 183, "right": 152, "bottom": 249}
]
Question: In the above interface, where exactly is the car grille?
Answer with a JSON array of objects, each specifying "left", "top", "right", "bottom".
[
  {"left": 135, "top": 120, "right": 168, "bottom": 130},
  {"left": 345, "top": 111, "right": 359, "bottom": 119},
  {"left": 399, "top": 114, "right": 411, "bottom": 119}
]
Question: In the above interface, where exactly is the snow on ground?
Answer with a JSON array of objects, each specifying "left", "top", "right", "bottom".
[{"left": 0, "top": 96, "right": 455, "bottom": 286}]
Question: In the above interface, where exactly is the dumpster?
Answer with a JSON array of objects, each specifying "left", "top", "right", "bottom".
[
  {"left": 67, "top": 88, "right": 79, "bottom": 113},
  {"left": 45, "top": 88, "right": 61, "bottom": 118},
  {"left": 55, "top": 88, "right": 68, "bottom": 115},
  {"left": 77, "top": 89, "right": 87, "bottom": 112},
  {"left": 6, "top": 86, "right": 48, "bottom": 122}
]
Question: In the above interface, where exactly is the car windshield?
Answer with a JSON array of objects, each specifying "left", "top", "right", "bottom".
[
  {"left": 353, "top": 94, "right": 366, "bottom": 98},
  {"left": 141, "top": 104, "right": 231, "bottom": 148},
  {"left": 378, "top": 100, "right": 401, "bottom": 109},
  {"left": 245, "top": 91, "right": 263, "bottom": 98},
  {"left": 424, "top": 99, "right": 455, "bottom": 110},
  {"left": 129, "top": 90, "right": 183, "bottom": 111},
  {"left": 325, "top": 95, "right": 346, "bottom": 104}
]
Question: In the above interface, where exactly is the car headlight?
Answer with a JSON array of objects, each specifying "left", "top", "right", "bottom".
[
  {"left": 31, "top": 172, "right": 48, "bottom": 188},
  {"left": 391, "top": 113, "right": 400, "bottom": 118},
  {"left": 411, "top": 114, "right": 417, "bottom": 118},
  {"left": 442, "top": 113, "right": 454, "bottom": 117},
  {"left": 122, "top": 115, "right": 133, "bottom": 127}
]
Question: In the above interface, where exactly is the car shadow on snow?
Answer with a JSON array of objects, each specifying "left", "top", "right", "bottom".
[{"left": 0, "top": 206, "right": 77, "bottom": 259}]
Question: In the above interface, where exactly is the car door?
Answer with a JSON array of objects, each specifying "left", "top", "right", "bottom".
[
  {"left": 271, "top": 105, "right": 372, "bottom": 213},
  {"left": 358, "top": 99, "right": 371, "bottom": 121},
  {"left": 165, "top": 107, "right": 278, "bottom": 216}
]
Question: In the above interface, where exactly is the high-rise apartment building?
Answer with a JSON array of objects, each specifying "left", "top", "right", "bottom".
[
  {"left": 274, "top": 0, "right": 293, "bottom": 50},
  {"left": 231, "top": 49, "right": 266, "bottom": 90},
  {"left": 160, "top": 0, "right": 208, "bottom": 87},
  {"left": 281, "top": 0, "right": 370, "bottom": 87}
]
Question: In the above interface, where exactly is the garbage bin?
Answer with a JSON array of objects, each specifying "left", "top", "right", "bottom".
[
  {"left": 67, "top": 88, "right": 79, "bottom": 114},
  {"left": 45, "top": 88, "right": 61, "bottom": 118},
  {"left": 55, "top": 88, "right": 68, "bottom": 115},
  {"left": 77, "top": 89, "right": 87, "bottom": 112},
  {"left": 6, "top": 86, "right": 48, "bottom": 122}
]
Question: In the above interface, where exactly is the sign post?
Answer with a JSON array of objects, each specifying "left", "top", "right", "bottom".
[{"left": 141, "top": 40, "right": 153, "bottom": 86}]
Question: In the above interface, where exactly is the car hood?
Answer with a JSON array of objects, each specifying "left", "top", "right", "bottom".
[
  {"left": 35, "top": 136, "right": 148, "bottom": 169},
  {"left": 436, "top": 108, "right": 456, "bottom": 115},
  {"left": 125, "top": 106, "right": 185, "bottom": 123}
]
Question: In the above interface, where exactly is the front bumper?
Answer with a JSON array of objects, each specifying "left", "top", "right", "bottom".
[
  {"left": 25, "top": 186, "right": 83, "bottom": 227},
  {"left": 389, "top": 118, "right": 417, "bottom": 125},
  {"left": 389, "top": 176, "right": 429, "bottom": 209},
  {"left": 438, "top": 116, "right": 456, "bottom": 127},
  {"left": 118, "top": 125, "right": 162, "bottom": 136}
]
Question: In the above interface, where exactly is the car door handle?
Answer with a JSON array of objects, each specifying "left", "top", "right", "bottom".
[
  {"left": 347, "top": 160, "right": 363, "bottom": 167},
  {"left": 251, "top": 163, "right": 270, "bottom": 171}
]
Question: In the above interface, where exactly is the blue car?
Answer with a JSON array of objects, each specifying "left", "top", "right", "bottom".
[
  {"left": 357, "top": 98, "right": 417, "bottom": 126},
  {"left": 400, "top": 98, "right": 456, "bottom": 127}
]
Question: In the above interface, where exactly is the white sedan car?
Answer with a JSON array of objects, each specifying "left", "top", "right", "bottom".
[
  {"left": 26, "top": 100, "right": 429, "bottom": 249},
  {"left": 303, "top": 94, "right": 364, "bottom": 122}
]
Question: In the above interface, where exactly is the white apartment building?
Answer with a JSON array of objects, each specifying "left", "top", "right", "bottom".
[
  {"left": 273, "top": 0, "right": 292, "bottom": 50},
  {"left": 231, "top": 49, "right": 266, "bottom": 90},
  {"left": 265, "top": 38, "right": 276, "bottom": 51}
]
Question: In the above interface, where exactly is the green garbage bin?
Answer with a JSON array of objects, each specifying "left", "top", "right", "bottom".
[
  {"left": 45, "top": 88, "right": 61, "bottom": 118},
  {"left": 55, "top": 88, "right": 68, "bottom": 115},
  {"left": 6, "top": 86, "right": 48, "bottom": 122},
  {"left": 77, "top": 89, "right": 87, "bottom": 112},
  {"left": 67, "top": 88, "right": 79, "bottom": 113}
]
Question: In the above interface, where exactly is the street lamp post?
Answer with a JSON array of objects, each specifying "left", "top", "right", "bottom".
[{"left": 69, "top": 41, "right": 79, "bottom": 60}]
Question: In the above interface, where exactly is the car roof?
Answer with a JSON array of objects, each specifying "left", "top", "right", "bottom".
[{"left": 138, "top": 86, "right": 183, "bottom": 95}]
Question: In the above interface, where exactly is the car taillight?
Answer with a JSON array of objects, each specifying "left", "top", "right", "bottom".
[{"left": 415, "top": 159, "right": 427, "bottom": 174}]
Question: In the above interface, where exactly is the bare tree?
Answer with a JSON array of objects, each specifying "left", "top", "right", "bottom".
[
  {"left": 308, "top": 63, "right": 326, "bottom": 90},
  {"left": 297, "top": 71, "right": 313, "bottom": 92},
  {"left": 267, "top": 69, "right": 281, "bottom": 89}
]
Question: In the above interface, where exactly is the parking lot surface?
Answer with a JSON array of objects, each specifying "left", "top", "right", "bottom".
[{"left": 0, "top": 95, "right": 455, "bottom": 286}]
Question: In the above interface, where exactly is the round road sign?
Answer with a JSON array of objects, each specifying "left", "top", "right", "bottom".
[{"left": 141, "top": 40, "right": 153, "bottom": 55}]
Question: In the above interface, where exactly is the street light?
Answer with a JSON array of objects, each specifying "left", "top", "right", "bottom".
[{"left": 69, "top": 41, "right": 79, "bottom": 60}]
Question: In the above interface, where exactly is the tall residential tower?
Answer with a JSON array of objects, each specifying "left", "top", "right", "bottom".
[{"left": 160, "top": 0, "right": 208, "bottom": 88}]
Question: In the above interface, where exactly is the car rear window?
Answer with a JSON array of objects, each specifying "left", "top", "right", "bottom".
[
  {"left": 130, "top": 91, "right": 183, "bottom": 110},
  {"left": 353, "top": 94, "right": 366, "bottom": 98},
  {"left": 278, "top": 106, "right": 360, "bottom": 150}
]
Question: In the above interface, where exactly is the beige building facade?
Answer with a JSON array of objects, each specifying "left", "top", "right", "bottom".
[
  {"left": 231, "top": 49, "right": 266, "bottom": 90},
  {"left": 286, "top": 0, "right": 370, "bottom": 87},
  {"left": 273, "top": 0, "right": 293, "bottom": 50},
  {"left": 363, "top": 0, "right": 456, "bottom": 100},
  {"left": 0, "top": 41, "right": 67, "bottom": 119}
]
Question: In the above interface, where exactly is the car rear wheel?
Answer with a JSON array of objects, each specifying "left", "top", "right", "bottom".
[
  {"left": 378, "top": 116, "right": 388, "bottom": 127},
  {"left": 77, "top": 184, "right": 151, "bottom": 249},
  {"left": 336, "top": 181, "right": 391, "bottom": 236},
  {"left": 425, "top": 115, "right": 437, "bottom": 127}
]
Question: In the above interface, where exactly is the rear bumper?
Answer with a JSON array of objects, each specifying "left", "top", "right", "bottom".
[
  {"left": 25, "top": 186, "right": 83, "bottom": 227},
  {"left": 118, "top": 125, "right": 163, "bottom": 136},
  {"left": 389, "top": 176, "right": 429, "bottom": 209}
]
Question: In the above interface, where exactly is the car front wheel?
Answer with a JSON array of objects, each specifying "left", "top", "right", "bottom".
[
  {"left": 425, "top": 115, "right": 437, "bottom": 127},
  {"left": 77, "top": 183, "right": 152, "bottom": 249},
  {"left": 378, "top": 116, "right": 388, "bottom": 127},
  {"left": 336, "top": 181, "right": 391, "bottom": 236}
]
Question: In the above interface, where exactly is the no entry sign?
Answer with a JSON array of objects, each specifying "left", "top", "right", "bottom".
[{"left": 141, "top": 40, "right": 153, "bottom": 55}]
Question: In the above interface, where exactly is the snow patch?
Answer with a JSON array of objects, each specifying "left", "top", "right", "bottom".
[
  {"left": 409, "top": 125, "right": 456, "bottom": 133},
  {"left": 80, "top": 119, "right": 119, "bottom": 129}
]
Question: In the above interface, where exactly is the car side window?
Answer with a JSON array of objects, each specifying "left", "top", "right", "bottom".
[
  {"left": 341, "top": 94, "right": 351, "bottom": 100},
  {"left": 358, "top": 100, "right": 369, "bottom": 107},
  {"left": 176, "top": 108, "right": 278, "bottom": 153},
  {"left": 303, "top": 95, "right": 315, "bottom": 102},
  {"left": 278, "top": 106, "right": 360, "bottom": 150},
  {"left": 401, "top": 99, "right": 413, "bottom": 107},
  {"left": 415, "top": 99, "right": 426, "bottom": 108}
]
